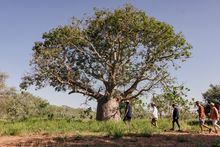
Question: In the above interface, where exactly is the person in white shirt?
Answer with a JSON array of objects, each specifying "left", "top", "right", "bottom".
[{"left": 151, "top": 103, "right": 158, "bottom": 127}]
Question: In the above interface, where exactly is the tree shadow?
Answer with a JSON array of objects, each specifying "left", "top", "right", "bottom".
[{"left": 6, "top": 133, "right": 220, "bottom": 147}]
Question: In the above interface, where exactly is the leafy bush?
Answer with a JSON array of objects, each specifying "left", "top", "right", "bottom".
[
  {"left": 0, "top": 72, "right": 95, "bottom": 121},
  {"left": 3, "top": 128, "right": 20, "bottom": 136},
  {"left": 212, "top": 142, "right": 220, "bottom": 147}
]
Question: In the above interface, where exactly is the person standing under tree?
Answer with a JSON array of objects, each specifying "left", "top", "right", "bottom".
[
  {"left": 123, "top": 100, "right": 132, "bottom": 123},
  {"left": 210, "top": 102, "right": 220, "bottom": 133},
  {"left": 151, "top": 103, "right": 158, "bottom": 127},
  {"left": 170, "top": 104, "right": 181, "bottom": 131},
  {"left": 195, "top": 101, "right": 212, "bottom": 133}
]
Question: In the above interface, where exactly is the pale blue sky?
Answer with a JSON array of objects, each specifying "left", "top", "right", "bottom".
[{"left": 0, "top": 0, "right": 220, "bottom": 108}]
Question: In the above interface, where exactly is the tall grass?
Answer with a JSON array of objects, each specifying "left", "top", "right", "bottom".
[{"left": 0, "top": 118, "right": 201, "bottom": 137}]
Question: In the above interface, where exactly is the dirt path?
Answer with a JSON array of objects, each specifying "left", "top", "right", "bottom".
[{"left": 0, "top": 132, "right": 220, "bottom": 147}]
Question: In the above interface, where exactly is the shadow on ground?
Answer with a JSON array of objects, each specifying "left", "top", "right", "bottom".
[{"left": 4, "top": 133, "right": 220, "bottom": 147}]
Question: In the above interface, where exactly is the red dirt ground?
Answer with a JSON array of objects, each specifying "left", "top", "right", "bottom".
[{"left": 0, "top": 132, "right": 220, "bottom": 147}]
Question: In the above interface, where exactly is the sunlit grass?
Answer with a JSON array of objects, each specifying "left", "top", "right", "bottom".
[{"left": 0, "top": 118, "right": 202, "bottom": 137}]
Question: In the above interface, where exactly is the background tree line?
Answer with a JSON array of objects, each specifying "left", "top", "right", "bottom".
[
  {"left": 0, "top": 72, "right": 94, "bottom": 121},
  {"left": 2, "top": 71, "right": 219, "bottom": 121}
]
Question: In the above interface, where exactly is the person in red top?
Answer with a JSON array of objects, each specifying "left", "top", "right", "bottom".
[
  {"left": 210, "top": 102, "right": 220, "bottom": 133},
  {"left": 195, "top": 101, "right": 211, "bottom": 133}
]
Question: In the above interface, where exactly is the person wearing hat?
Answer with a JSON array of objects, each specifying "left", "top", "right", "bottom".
[
  {"left": 195, "top": 101, "right": 211, "bottom": 133},
  {"left": 123, "top": 100, "right": 132, "bottom": 122},
  {"left": 210, "top": 102, "right": 220, "bottom": 133},
  {"left": 151, "top": 103, "right": 158, "bottom": 127},
  {"left": 170, "top": 104, "right": 181, "bottom": 131}
]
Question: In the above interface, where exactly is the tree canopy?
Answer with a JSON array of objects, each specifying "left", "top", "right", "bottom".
[
  {"left": 20, "top": 5, "right": 192, "bottom": 120},
  {"left": 203, "top": 84, "right": 220, "bottom": 109},
  {"left": 151, "top": 86, "right": 194, "bottom": 119}
]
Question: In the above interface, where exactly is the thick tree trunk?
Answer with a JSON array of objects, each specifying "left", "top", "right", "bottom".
[{"left": 96, "top": 97, "right": 121, "bottom": 121}]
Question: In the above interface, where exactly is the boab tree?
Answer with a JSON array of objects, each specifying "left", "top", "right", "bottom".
[{"left": 20, "top": 5, "right": 192, "bottom": 121}]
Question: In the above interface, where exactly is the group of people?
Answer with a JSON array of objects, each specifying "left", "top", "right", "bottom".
[
  {"left": 123, "top": 100, "right": 220, "bottom": 133},
  {"left": 150, "top": 103, "right": 181, "bottom": 131},
  {"left": 196, "top": 101, "right": 219, "bottom": 133}
]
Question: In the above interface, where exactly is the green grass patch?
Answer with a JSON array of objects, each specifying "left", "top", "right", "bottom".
[
  {"left": 212, "top": 142, "right": 220, "bottom": 147},
  {"left": 0, "top": 118, "right": 201, "bottom": 136}
]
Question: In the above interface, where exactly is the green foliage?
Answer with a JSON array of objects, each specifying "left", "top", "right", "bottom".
[
  {"left": 47, "top": 113, "right": 54, "bottom": 120},
  {"left": 0, "top": 72, "right": 8, "bottom": 90},
  {"left": 3, "top": 128, "right": 20, "bottom": 136},
  {"left": 203, "top": 84, "right": 220, "bottom": 109},
  {"left": 0, "top": 73, "right": 48, "bottom": 121},
  {"left": 151, "top": 85, "right": 194, "bottom": 119},
  {"left": 105, "top": 122, "right": 125, "bottom": 138},
  {"left": 5, "top": 92, "right": 49, "bottom": 121},
  {"left": 120, "top": 99, "right": 146, "bottom": 119},
  {"left": 212, "top": 142, "right": 220, "bottom": 147},
  {"left": 0, "top": 72, "right": 94, "bottom": 121},
  {"left": 80, "top": 107, "right": 94, "bottom": 119},
  {"left": 0, "top": 118, "right": 201, "bottom": 137},
  {"left": 131, "top": 99, "right": 146, "bottom": 119},
  {"left": 187, "top": 119, "right": 212, "bottom": 126},
  {"left": 20, "top": 4, "right": 192, "bottom": 120},
  {"left": 46, "top": 105, "right": 94, "bottom": 120}
]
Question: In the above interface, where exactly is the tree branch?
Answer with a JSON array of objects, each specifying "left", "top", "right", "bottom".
[{"left": 49, "top": 71, "right": 103, "bottom": 99}]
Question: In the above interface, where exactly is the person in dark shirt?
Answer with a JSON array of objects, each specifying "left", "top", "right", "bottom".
[
  {"left": 170, "top": 104, "right": 181, "bottom": 131},
  {"left": 123, "top": 100, "right": 132, "bottom": 122}
]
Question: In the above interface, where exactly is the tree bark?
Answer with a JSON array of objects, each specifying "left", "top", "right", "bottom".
[{"left": 96, "top": 97, "right": 121, "bottom": 121}]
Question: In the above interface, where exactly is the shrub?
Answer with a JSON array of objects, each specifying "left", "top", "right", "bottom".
[
  {"left": 3, "top": 128, "right": 20, "bottom": 136},
  {"left": 212, "top": 142, "right": 220, "bottom": 147}
]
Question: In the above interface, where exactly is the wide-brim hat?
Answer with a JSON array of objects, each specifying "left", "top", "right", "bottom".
[
  {"left": 210, "top": 102, "right": 215, "bottom": 106},
  {"left": 125, "top": 100, "right": 130, "bottom": 103}
]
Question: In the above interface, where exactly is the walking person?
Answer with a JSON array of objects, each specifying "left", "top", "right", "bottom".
[
  {"left": 170, "top": 104, "right": 181, "bottom": 131},
  {"left": 123, "top": 100, "right": 132, "bottom": 123},
  {"left": 209, "top": 102, "right": 220, "bottom": 133},
  {"left": 151, "top": 103, "right": 158, "bottom": 127},
  {"left": 195, "top": 101, "right": 212, "bottom": 133}
]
